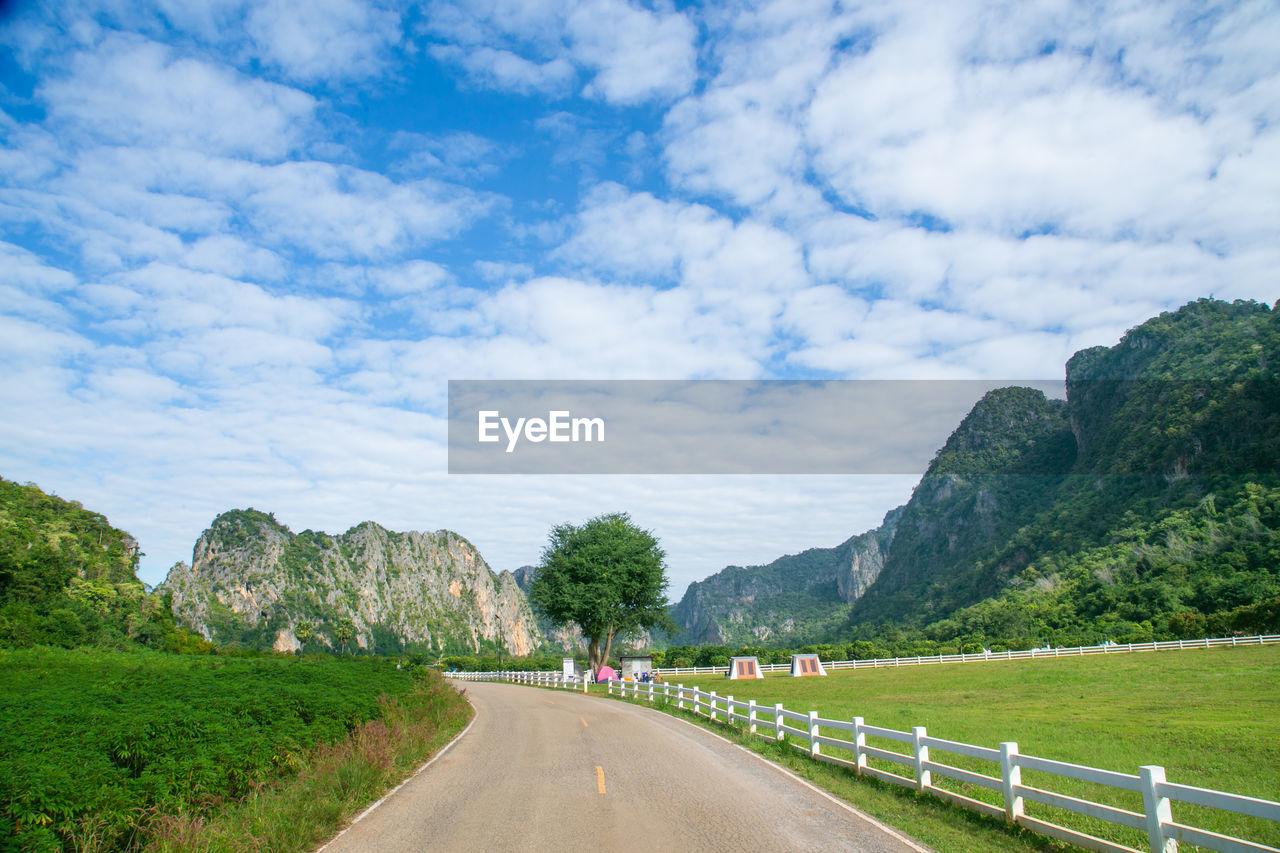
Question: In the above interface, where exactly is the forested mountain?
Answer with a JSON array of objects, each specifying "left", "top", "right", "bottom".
[
  {"left": 0, "top": 478, "right": 177, "bottom": 649},
  {"left": 669, "top": 508, "right": 901, "bottom": 645},
  {"left": 888, "top": 298, "right": 1280, "bottom": 645},
  {"left": 162, "top": 510, "right": 542, "bottom": 655},
  {"left": 670, "top": 298, "right": 1280, "bottom": 648}
]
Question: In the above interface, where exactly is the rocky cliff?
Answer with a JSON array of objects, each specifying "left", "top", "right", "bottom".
[
  {"left": 848, "top": 385, "right": 1078, "bottom": 622},
  {"left": 511, "top": 564, "right": 583, "bottom": 651},
  {"left": 161, "top": 509, "right": 541, "bottom": 655},
  {"left": 669, "top": 506, "right": 902, "bottom": 645}
]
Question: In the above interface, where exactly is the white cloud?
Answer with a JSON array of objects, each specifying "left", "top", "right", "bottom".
[
  {"left": 68, "top": 149, "right": 491, "bottom": 261},
  {"left": 1, "top": 242, "right": 77, "bottom": 292},
  {"left": 94, "top": 263, "right": 353, "bottom": 340},
  {"left": 661, "top": 0, "right": 840, "bottom": 213},
  {"left": 430, "top": 44, "right": 575, "bottom": 95},
  {"left": 424, "top": 0, "right": 696, "bottom": 105},
  {"left": 245, "top": 0, "right": 402, "bottom": 82},
  {"left": 566, "top": 0, "right": 696, "bottom": 104},
  {"left": 239, "top": 161, "right": 488, "bottom": 259},
  {"left": 369, "top": 260, "right": 453, "bottom": 296},
  {"left": 40, "top": 34, "right": 316, "bottom": 159},
  {"left": 182, "top": 235, "right": 286, "bottom": 280},
  {"left": 807, "top": 48, "right": 1218, "bottom": 238}
]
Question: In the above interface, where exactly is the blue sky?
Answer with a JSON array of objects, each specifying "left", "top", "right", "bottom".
[{"left": 2, "top": 0, "right": 1278, "bottom": 599}]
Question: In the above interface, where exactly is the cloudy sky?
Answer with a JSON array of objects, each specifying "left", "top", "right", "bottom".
[{"left": 2, "top": 0, "right": 1277, "bottom": 598}]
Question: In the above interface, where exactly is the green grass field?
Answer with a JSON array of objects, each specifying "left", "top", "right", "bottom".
[{"left": 612, "top": 644, "right": 1280, "bottom": 851}]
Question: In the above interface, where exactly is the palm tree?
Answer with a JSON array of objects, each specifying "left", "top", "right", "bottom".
[
  {"left": 334, "top": 619, "right": 355, "bottom": 655},
  {"left": 294, "top": 621, "right": 314, "bottom": 653}
]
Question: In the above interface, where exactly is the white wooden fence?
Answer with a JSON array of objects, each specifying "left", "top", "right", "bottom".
[
  {"left": 656, "top": 634, "right": 1280, "bottom": 678},
  {"left": 448, "top": 656, "right": 1280, "bottom": 853}
]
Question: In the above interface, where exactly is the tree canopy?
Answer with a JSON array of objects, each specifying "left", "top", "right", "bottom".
[{"left": 527, "top": 512, "right": 671, "bottom": 673}]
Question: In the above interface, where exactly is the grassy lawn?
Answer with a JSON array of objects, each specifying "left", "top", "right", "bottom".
[{"left": 603, "top": 644, "right": 1280, "bottom": 852}]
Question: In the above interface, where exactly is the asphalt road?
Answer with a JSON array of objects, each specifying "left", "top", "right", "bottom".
[{"left": 318, "top": 680, "right": 932, "bottom": 853}]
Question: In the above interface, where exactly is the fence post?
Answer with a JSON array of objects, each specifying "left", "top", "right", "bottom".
[
  {"left": 912, "top": 726, "right": 930, "bottom": 792},
  {"left": 677, "top": 684, "right": 685, "bottom": 710},
  {"left": 852, "top": 717, "right": 866, "bottom": 776},
  {"left": 748, "top": 700, "right": 757, "bottom": 735},
  {"left": 726, "top": 695, "right": 734, "bottom": 724},
  {"left": 1000, "top": 742, "right": 1023, "bottom": 824},
  {"left": 710, "top": 691, "right": 718, "bottom": 722},
  {"left": 648, "top": 681, "right": 654, "bottom": 703},
  {"left": 809, "top": 711, "right": 820, "bottom": 758},
  {"left": 1140, "top": 766, "right": 1176, "bottom": 853},
  {"left": 775, "top": 703, "right": 785, "bottom": 741}
]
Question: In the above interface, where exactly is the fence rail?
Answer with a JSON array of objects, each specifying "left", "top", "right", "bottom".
[
  {"left": 448, "top": 644, "right": 1280, "bottom": 853},
  {"left": 654, "top": 634, "right": 1280, "bottom": 678}
]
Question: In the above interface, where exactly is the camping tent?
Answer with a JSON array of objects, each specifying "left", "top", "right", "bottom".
[{"left": 596, "top": 665, "right": 618, "bottom": 682}]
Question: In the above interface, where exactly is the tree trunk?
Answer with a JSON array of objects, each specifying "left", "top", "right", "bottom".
[
  {"left": 588, "top": 635, "right": 603, "bottom": 674},
  {"left": 600, "top": 624, "right": 618, "bottom": 673},
  {"left": 588, "top": 622, "right": 618, "bottom": 676}
]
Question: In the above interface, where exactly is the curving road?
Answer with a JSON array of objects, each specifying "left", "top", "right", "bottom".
[{"left": 319, "top": 680, "right": 931, "bottom": 853}]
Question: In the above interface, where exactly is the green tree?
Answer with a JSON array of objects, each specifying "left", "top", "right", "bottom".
[
  {"left": 528, "top": 512, "right": 672, "bottom": 674},
  {"left": 334, "top": 618, "right": 355, "bottom": 655},
  {"left": 294, "top": 620, "right": 314, "bottom": 652}
]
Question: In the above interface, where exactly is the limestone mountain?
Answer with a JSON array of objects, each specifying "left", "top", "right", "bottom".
[
  {"left": 851, "top": 298, "right": 1280, "bottom": 641},
  {"left": 847, "top": 385, "right": 1078, "bottom": 624},
  {"left": 162, "top": 509, "right": 541, "bottom": 655},
  {"left": 669, "top": 298, "right": 1280, "bottom": 648},
  {"left": 669, "top": 507, "right": 902, "bottom": 645}
]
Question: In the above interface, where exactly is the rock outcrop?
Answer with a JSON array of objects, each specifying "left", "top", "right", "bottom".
[
  {"left": 669, "top": 506, "right": 902, "bottom": 646},
  {"left": 161, "top": 509, "right": 541, "bottom": 655}
]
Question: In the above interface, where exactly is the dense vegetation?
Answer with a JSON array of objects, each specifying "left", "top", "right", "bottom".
[
  {"left": 0, "top": 648, "right": 467, "bottom": 852},
  {"left": 0, "top": 479, "right": 205, "bottom": 653},
  {"left": 664, "top": 299, "right": 1280, "bottom": 654},
  {"left": 867, "top": 299, "right": 1280, "bottom": 647}
]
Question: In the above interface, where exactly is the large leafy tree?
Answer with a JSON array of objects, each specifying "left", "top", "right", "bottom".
[{"left": 528, "top": 512, "right": 671, "bottom": 674}]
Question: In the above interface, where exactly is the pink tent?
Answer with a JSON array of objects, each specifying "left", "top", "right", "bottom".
[{"left": 596, "top": 665, "right": 617, "bottom": 682}]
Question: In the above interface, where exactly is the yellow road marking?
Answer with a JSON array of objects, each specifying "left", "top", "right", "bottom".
[
  {"left": 579, "top": 716, "right": 588, "bottom": 727},
  {"left": 596, "top": 765, "right": 606, "bottom": 795}
]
